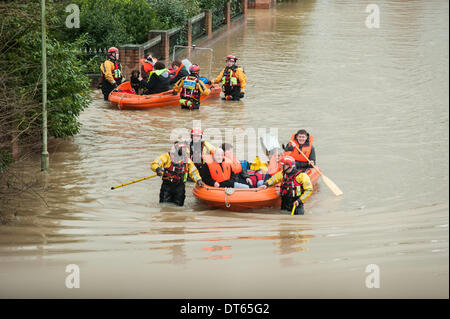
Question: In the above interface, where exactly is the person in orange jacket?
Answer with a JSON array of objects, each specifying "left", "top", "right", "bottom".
[
  {"left": 139, "top": 54, "right": 157, "bottom": 81},
  {"left": 213, "top": 55, "right": 246, "bottom": 101},
  {"left": 100, "top": 47, "right": 123, "bottom": 100},
  {"left": 221, "top": 143, "right": 253, "bottom": 187},
  {"left": 283, "top": 129, "right": 316, "bottom": 171}
]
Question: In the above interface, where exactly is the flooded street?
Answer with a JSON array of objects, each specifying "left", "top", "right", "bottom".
[{"left": 1, "top": 0, "right": 448, "bottom": 298}]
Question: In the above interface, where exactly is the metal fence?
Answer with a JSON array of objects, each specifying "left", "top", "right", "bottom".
[
  {"left": 231, "top": 0, "right": 243, "bottom": 20},
  {"left": 169, "top": 26, "right": 188, "bottom": 55},
  {"left": 212, "top": 7, "right": 226, "bottom": 31}
]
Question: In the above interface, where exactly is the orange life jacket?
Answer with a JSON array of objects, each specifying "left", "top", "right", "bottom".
[
  {"left": 288, "top": 134, "right": 314, "bottom": 163},
  {"left": 171, "top": 63, "right": 184, "bottom": 79},
  {"left": 140, "top": 58, "right": 156, "bottom": 74},
  {"left": 227, "top": 154, "right": 242, "bottom": 174},
  {"left": 204, "top": 155, "right": 232, "bottom": 183},
  {"left": 268, "top": 154, "right": 282, "bottom": 176}
]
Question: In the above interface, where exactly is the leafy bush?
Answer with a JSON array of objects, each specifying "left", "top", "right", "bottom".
[
  {"left": 148, "top": 0, "right": 202, "bottom": 28},
  {"left": 55, "top": 0, "right": 164, "bottom": 49},
  {"left": 0, "top": 2, "right": 92, "bottom": 162}
]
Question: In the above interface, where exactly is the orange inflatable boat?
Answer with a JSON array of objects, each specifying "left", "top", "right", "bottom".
[
  {"left": 108, "top": 81, "right": 221, "bottom": 110},
  {"left": 193, "top": 167, "right": 321, "bottom": 211}
]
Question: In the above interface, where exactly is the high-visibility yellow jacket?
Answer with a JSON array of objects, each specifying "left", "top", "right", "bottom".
[
  {"left": 173, "top": 77, "right": 210, "bottom": 96},
  {"left": 151, "top": 152, "right": 202, "bottom": 183},
  {"left": 266, "top": 170, "right": 313, "bottom": 203},
  {"left": 100, "top": 59, "right": 122, "bottom": 85},
  {"left": 213, "top": 67, "right": 246, "bottom": 92}
]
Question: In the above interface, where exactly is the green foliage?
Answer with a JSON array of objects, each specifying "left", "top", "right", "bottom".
[
  {"left": 55, "top": 0, "right": 164, "bottom": 49},
  {"left": 0, "top": 2, "right": 92, "bottom": 146},
  {"left": 198, "top": 0, "right": 228, "bottom": 10},
  {"left": 148, "top": 0, "right": 201, "bottom": 28}
]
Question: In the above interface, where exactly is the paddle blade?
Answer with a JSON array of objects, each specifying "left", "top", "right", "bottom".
[{"left": 321, "top": 175, "right": 343, "bottom": 196}]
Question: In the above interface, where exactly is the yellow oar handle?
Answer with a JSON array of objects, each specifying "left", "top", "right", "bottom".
[
  {"left": 291, "top": 203, "right": 297, "bottom": 215},
  {"left": 111, "top": 174, "right": 158, "bottom": 190}
]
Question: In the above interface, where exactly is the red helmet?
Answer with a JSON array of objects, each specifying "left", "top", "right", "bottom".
[
  {"left": 279, "top": 155, "right": 295, "bottom": 168},
  {"left": 226, "top": 55, "right": 237, "bottom": 62},
  {"left": 191, "top": 128, "right": 203, "bottom": 136},
  {"left": 108, "top": 47, "right": 119, "bottom": 54},
  {"left": 189, "top": 64, "right": 200, "bottom": 74},
  {"left": 174, "top": 139, "right": 187, "bottom": 147}
]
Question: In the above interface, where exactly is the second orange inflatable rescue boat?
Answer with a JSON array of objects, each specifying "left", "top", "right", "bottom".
[
  {"left": 108, "top": 81, "right": 221, "bottom": 110},
  {"left": 193, "top": 167, "right": 321, "bottom": 211}
]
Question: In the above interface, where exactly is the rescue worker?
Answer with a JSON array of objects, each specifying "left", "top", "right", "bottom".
[
  {"left": 173, "top": 64, "right": 210, "bottom": 110},
  {"left": 283, "top": 129, "right": 316, "bottom": 171},
  {"left": 213, "top": 55, "right": 246, "bottom": 101},
  {"left": 221, "top": 143, "right": 253, "bottom": 187},
  {"left": 139, "top": 61, "right": 170, "bottom": 95},
  {"left": 151, "top": 140, "right": 204, "bottom": 206},
  {"left": 189, "top": 128, "right": 215, "bottom": 172},
  {"left": 259, "top": 155, "right": 313, "bottom": 215},
  {"left": 139, "top": 54, "right": 157, "bottom": 81},
  {"left": 200, "top": 148, "right": 249, "bottom": 188},
  {"left": 100, "top": 47, "right": 123, "bottom": 100},
  {"left": 170, "top": 60, "right": 190, "bottom": 85}
]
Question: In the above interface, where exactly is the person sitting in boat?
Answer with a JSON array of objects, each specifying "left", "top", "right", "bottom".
[
  {"left": 190, "top": 128, "right": 215, "bottom": 172},
  {"left": 221, "top": 143, "right": 254, "bottom": 187},
  {"left": 139, "top": 61, "right": 170, "bottom": 95},
  {"left": 169, "top": 60, "right": 190, "bottom": 85},
  {"left": 283, "top": 129, "right": 316, "bottom": 171},
  {"left": 173, "top": 64, "right": 210, "bottom": 110},
  {"left": 100, "top": 47, "right": 123, "bottom": 101},
  {"left": 258, "top": 155, "right": 313, "bottom": 215},
  {"left": 151, "top": 140, "right": 204, "bottom": 207},
  {"left": 200, "top": 148, "right": 249, "bottom": 189},
  {"left": 140, "top": 54, "right": 157, "bottom": 82},
  {"left": 213, "top": 55, "right": 246, "bottom": 101}
]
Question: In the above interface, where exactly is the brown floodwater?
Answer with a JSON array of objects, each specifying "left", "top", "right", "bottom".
[{"left": 0, "top": 0, "right": 448, "bottom": 298}]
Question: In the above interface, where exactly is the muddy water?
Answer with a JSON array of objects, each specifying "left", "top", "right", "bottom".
[{"left": 0, "top": 0, "right": 448, "bottom": 298}]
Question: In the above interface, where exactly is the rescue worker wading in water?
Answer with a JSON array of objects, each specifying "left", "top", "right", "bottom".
[
  {"left": 258, "top": 155, "right": 313, "bottom": 215},
  {"left": 213, "top": 55, "right": 246, "bottom": 101},
  {"left": 151, "top": 140, "right": 204, "bottom": 206},
  {"left": 173, "top": 64, "right": 210, "bottom": 110},
  {"left": 189, "top": 128, "right": 215, "bottom": 172},
  {"left": 100, "top": 47, "right": 123, "bottom": 100}
]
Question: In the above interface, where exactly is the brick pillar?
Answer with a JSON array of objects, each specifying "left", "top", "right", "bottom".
[
  {"left": 225, "top": 2, "right": 231, "bottom": 30},
  {"left": 186, "top": 21, "right": 192, "bottom": 47},
  {"left": 242, "top": 0, "right": 248, "bottom": 18},
  {"left": 148, "top": 30, "right": 170, "bottom": 65},
  {"left": 203, "top": 10, "right": 212, "bottom": 40},
  {"left": 119, "top": 45, "right": 143, "bottom": 81}
]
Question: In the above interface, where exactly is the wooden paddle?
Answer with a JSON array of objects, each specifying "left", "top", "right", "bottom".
[{"left": 294, "top": 145, "right": 343, "bottom": 196}]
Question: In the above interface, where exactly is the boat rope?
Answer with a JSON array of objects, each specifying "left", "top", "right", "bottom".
[{"left": 224, "top": 187, "right": 235, "bottom": 208}]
